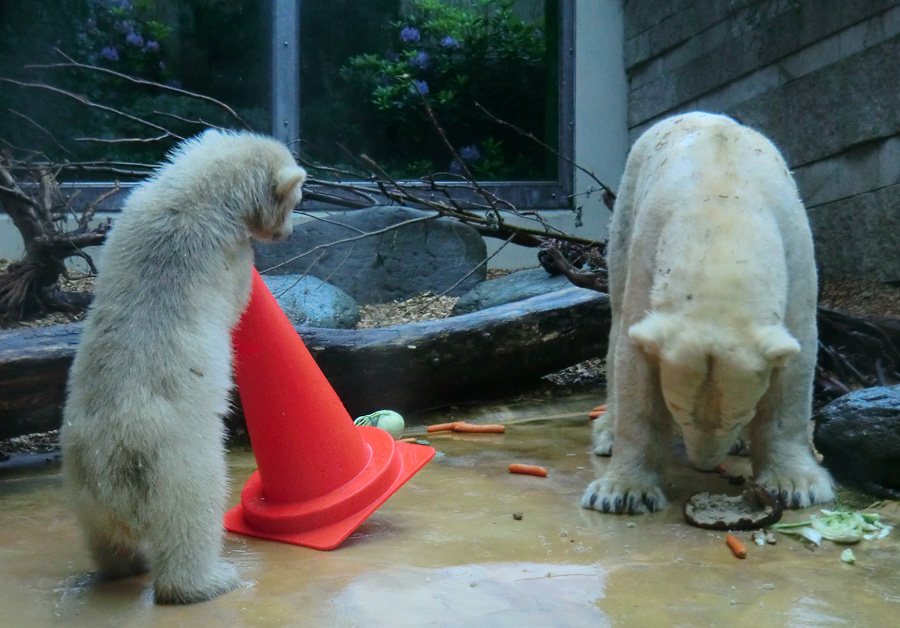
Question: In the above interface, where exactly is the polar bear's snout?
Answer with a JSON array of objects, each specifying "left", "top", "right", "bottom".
[{"left": 680, "top": 423, "right": 746, "bottom": 471}]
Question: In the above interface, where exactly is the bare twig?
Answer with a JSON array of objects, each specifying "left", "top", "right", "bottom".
[
  {"left": 78, "top": 184, "right": 123, "bottom": 231},
  {"left": 542, "top": 246, "right": 608, "bottom": 292},
  {"left": 438, "top": 233, "right": 517, "bottom": 298},
  {"left": 475, "top": 101, "right": 617, "bottom": 209},
  {"left": 30, "top": 49, "right": 252, "bottom": 130},
  {"left": 74, "top": 133, "right": 172, "bottom": 145},
  {"left": 409, "top": 77, "right": 512, "bottom": 220},
  {"left": 152, "top": 111, "right": 229, "bottom": 132},
  {"left": 0, "top": 77, "right": 183, "bottom": 142},
  {"left": 8, "top": 109, "right": 74, "bottom": 156},
  {"left": 259, "top": 212, "right": 445, "bottom": 274}
]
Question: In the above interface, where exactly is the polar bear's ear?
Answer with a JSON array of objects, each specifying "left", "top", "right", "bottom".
[
  {"left": 755, "top": 324, "right": 801, "bottom": 366},
  {"left": 628, "top": 312, "right": 675, "bottom": 357},
  {"left": 276, "top": 166, "right": 307, "bottom": 202}
]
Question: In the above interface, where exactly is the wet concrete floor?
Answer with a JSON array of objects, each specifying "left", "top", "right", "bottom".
[{"left": 1, "top": 392, "right": 899, "bottom": 627}]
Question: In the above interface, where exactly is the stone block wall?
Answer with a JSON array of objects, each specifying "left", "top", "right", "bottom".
[{"left": 624, "top": 0, "right": 900, "bottom": 281}]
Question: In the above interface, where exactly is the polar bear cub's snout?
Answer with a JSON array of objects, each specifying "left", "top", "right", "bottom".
[
  {"left": 629, "top": 312, "right": 801, "bottom": 471},
  {"left": 255, "top": 165, "right": 307, "bottom": 242}
]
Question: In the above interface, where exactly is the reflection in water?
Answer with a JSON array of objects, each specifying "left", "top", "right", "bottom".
[{"left": 334, "top": 562, "right": 609, "bottom": 628}]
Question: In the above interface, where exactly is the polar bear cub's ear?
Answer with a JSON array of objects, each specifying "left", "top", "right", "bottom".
[
  {"left": 276, "top": 166, "right": 307, "bottom": 203},
  {"left": 628, "top": 311, "right": 677, "bottom": 357},
  {"left": 755, "top": 324, "right": 801, "bottom": 366}
]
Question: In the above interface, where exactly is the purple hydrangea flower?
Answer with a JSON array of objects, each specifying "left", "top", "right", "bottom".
[
  {"left": 126, "top": 31, "right": 144, "bottom": 47},
  {"left": 144, "top": 40, "right": 160, "bottom": 53},
  {"left": 441, "top": 36, "right": 459, "bottom": 49},
  {"left": 100, "top": 46, "right": 119, "bottom": 61},
  {"left": 410, "top": 50, "right": 429, "bottom": 69},
  {"left": 459, "top": 145, "right": 481, "bottom": 162},
  {"left": 109, "top": 0, "right": 131, "bottom": 8},
  {"left": 449, "top": 159, "right": 463, "bottom": 174},
  {"left": 115, "top": 20, "right": 132, "bottom": 34},
  {"left": 410, "top": 79, "right": 429, "bottom": 95},
  {"left": 400, "top": 26, "right": 420, "bottom": 43}
]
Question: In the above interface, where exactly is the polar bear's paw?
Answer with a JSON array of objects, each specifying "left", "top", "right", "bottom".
[
  {"left": 755, "top": 463, "right": 835, "bottom": 509},
  {"left": 154, "top": 560, "right": 243, "bottom": 605},
  {"left": 580, "top": 476, "right": 668, "bottom": 514},
  {"left": 592, "top": 428, "right": 615, "bottom": 456},
  {"left": 591, "top": 412, "right": 615, "bottom": 456}
]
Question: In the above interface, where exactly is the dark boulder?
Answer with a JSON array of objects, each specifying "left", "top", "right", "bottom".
[
  {"left": 814, "top": 385, "right": 900, "bottom": 498},
  {"left": 254, "top": 206, "right": 487, "bottom": 304},
  {"left": 452, "top": 267, "right": 585, "bottom": 315},
  {"left": 261, "top": 275, "right": 359, "bottom": 329}
]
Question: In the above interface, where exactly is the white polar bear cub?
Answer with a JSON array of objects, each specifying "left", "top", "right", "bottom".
[
  {"left": 60, "top": 130, "right": 306, "bottom": 603},
  {"left": 581, "top": 112, "right": 834, "bottom": 515}
]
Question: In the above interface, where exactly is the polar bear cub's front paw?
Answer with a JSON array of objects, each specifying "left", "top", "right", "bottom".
[
  {"left": 755, "top": 459, "right": 835, "bottom": 509},
  {"left": 581, "top": 473, "right": 667, "bottom": 514}
]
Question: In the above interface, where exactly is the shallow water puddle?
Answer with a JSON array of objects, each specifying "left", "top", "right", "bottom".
[{"left": 1, "top": 393, "right": 898, "bottom": 626}]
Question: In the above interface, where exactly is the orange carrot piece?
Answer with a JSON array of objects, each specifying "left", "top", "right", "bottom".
[
  {"left": 427, "top": 422, "right": 460, "bottom": 433},
  {"left": 726, "top": 534, "right": 747, "bottom": 559},
  {"left": 593, "top": 404, "right": 607, "bottom": 412},
  {"left": 509, "top": 463, "right": 548, "bottom": 477},
  {"left": 398, "top": 437, "right": 418, "bottom": 443},
  {"left": 453, "top": 422, "right": 505, "bottom": 433},
  {"left": 588, "top": 410, "right": 606, "bottom": 419}
]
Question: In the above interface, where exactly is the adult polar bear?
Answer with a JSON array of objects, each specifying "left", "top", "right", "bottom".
[{"left": 582, "top": 112, "right": 834, "bottom": 515}]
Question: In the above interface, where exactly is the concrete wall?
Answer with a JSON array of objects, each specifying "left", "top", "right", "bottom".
[{"left": 624, "top": 0, "right": 900, "bottom": 281}]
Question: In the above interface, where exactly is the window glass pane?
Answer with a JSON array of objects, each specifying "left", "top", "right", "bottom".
[
  {"left": 0, "top": 0, "right": 270, "bottom": 175},
  {"left": 299, "top": 0, "right": 559, "bottom": 182}
]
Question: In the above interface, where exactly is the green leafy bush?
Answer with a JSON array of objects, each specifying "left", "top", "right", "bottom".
[
  {"left": 326, "top": 0, "right": 554, "bottom": 180},
  {"left": 0, "top": 0, "right": 268, "bottom": 169}
]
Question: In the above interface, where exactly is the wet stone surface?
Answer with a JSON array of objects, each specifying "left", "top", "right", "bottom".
[{"left": 1, "top": 393, "right": 899, "bottom": 627}]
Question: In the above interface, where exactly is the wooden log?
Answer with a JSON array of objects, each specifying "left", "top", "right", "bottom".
[{"left": 0, "top": 287, "right": 610, "bottom": 440}]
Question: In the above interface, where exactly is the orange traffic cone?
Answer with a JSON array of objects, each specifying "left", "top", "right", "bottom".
[{"left": 223, "top": 268, "right": 435, "bottom": 550}]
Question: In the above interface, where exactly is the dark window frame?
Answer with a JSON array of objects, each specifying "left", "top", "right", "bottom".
[{"left": 274, "top": 0, "right": 575, "bottom": 212}]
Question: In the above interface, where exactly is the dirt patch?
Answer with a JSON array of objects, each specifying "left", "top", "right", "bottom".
[
  {"left": 819, "top": 277, "right": 900, "bottom": 320},
  {"left": 0, "top": 430, "right": 60, "bottom": 461},
  {"left": 357, "top": 294, "right": 459, "bottom": 329}
]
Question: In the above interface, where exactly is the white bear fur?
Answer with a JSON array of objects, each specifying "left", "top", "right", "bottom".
[
  {"left": 581, "top": 112, "right": 834, "bottom": 514},
  {"left": 60, "top": 130, "right": 306, "bottom": 603}
]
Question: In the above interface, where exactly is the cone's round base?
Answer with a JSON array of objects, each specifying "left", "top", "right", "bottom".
[{"left": 224, "top": 426, "right": 435, "bottom": 550}]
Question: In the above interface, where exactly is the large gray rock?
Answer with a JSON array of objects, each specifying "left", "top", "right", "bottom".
[
  {"left": 814, "top": 385, "right": 900, "bottom": 499},
  {"left": 261, "top": 275, "right": 359, "bottom": 329},
  {"left": 452, "top": 267, "right": 580, "bottom": 315},
  {"left": 254, "top": 206, "right": 487, "bottom": 304}
]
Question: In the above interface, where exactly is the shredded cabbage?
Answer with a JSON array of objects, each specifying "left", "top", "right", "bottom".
[{"left": 771, "top": 509, "right": 893, "bottom": 545}]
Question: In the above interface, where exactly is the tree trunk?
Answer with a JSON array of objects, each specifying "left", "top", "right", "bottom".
[{"left": 0, "top": 288, "right": 610, "bottom": 440}]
